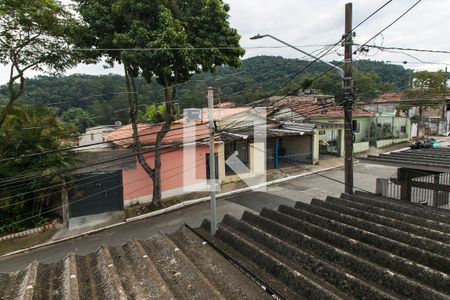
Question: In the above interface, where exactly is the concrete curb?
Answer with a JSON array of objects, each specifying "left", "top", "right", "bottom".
[
  {"left": 126, "top": 164, "right": 342, "bottom": 223},
  {"left": 0, "top": 164, "right": 343, "bottom": 258}
]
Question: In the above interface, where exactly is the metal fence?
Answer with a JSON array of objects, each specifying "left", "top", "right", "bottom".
[{"left": 381, "top": 172, "right": 450, "bottom": 210}]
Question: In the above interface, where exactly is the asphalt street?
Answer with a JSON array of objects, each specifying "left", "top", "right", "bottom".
[{"left": 0, "top": 162, "right": 397, "bottom": 272}]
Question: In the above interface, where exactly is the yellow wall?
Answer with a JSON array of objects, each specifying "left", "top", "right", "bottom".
[
  {"left": 249, "top": 142, "right": 266, "bottom": 175},
  {"left": 312, "top": 132, "right": 319, "bottom": 164},
  {"left": 217, "top": 142, "right": 225, "bottom": 183}
]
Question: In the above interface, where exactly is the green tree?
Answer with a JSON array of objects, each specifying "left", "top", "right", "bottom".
[
  {"left": 311, "top": 72, "right": 341, "bottom": 96},
  {"left": 310, "top": 68, "right": 384, "bottom": 101},
  {"left": 140, "top": 103, "right": 181, "bottom": 124},
  {"left": 75, "top": 0, "right": 244, "bottom": 207},
  {"left": 353, "top": 69, "right": 383, "bottom": 100},
  {"left": 0, "top": 0, "right": 77, "bottom": 127},
  {"left": 62, "top": 107, "right": 95, "bottom": 133},
  {"left": 0, "top": 105, "right": 77, "bottom": 233},
  {"left": 1, "top": 57, "right": 414, "bottom": 117}
]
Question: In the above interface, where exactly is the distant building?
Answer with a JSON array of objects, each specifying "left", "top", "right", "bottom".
[
  {"left": 360, "top": 92, "right": 449, "bottom": 136},
  {"left": 252, "top": 94, "right": 335, "bottom": 109},
  {"left": 78, "top": 122, "right": 122, "bottom": 150},
  {"left": 360, "top": 92, "right": 408, "bottom": 116}
]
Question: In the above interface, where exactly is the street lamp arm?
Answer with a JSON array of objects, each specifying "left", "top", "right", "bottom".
[{"left": 250, "top": 34, "right": 344, "bottom": 79}]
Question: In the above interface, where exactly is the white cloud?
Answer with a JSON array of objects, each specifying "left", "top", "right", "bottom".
[{"left": 1, "top": 0, "right": 449, "bottom": 85}]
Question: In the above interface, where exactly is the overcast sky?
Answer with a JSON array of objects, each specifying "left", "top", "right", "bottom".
[{"left": 1, "top": 0, "right": 449, "bottom": 84}]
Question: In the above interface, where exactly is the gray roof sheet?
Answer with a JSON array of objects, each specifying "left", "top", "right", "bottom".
[
  {"left": 1, "top": 192, "right": 450, "bottom": 299},
  {"left": 360, "top": 147, "right": 450, "bottom": 173},
  {"left": 196, "top": 191, "right": 450, "bottom": 299},
  {"left": 0, "top": 226, "right": 268, "bottom": 300}
]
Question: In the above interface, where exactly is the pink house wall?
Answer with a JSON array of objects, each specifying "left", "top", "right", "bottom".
[{"left": 122, "top": 145, "right": 213, "bottom": 204}]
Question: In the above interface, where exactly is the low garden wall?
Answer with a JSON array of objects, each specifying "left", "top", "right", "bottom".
[
  {"left": 353, "top": 141, "right": 370, "bottom": 153},
  {"left": 376, "top": 137, "right": 409, "bottom": 148}
]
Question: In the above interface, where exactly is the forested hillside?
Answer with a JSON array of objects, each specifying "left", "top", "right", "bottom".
[{"left": 0, "top": 56, "right": 413, "bottom": 126}]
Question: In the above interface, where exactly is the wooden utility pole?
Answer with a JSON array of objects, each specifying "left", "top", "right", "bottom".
[
  {"left": 207, "top": 87, "right": 217, "bottom": 235},
  {"left": 343, "top": 2, "right": 354, "bottom": 194}
]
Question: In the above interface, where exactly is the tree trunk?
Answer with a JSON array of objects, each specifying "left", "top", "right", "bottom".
[
  {"left": 123, "top": 64, "right": 176, "bottom": 208},
  {"left": 123, "top": 63, "right": 156, "bottom": 200},
  {"left": 0, "top": 77, "right": 24, "bottom": 128},
  {"left": 151, "top": 77, "right": 176, "bottom": 207}
]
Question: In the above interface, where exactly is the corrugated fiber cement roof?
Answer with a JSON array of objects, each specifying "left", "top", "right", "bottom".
[{"left": 1, "top": 192, "right": 450, "bottom": 299}]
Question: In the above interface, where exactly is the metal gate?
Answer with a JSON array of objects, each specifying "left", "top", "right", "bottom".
[
  {"left": 319, "top": 130, "right": 339, "bottom": 159},
  {"left": 68, "top": 171, "right": 123, "bottom": 217}
]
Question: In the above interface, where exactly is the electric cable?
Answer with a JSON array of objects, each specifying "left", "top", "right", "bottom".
[
  {"left": 0, "top": 131, "right": 210, "bottom": 189},
  {"left": 0, "top": 155, "right": 208, "bottom": 232},
  {"left": 0, "top": 145, "right": 207, "bottom": 210},
  {"left": 311, "top": 0, "right": 422, "bottom": 84},
  {"left": 0, "top": 120, "right": 209, "bottom": 163}
]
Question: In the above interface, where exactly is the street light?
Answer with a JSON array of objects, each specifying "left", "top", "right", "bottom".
[{"left": 250, "top": 34, "right": 344, "bottom": 79}]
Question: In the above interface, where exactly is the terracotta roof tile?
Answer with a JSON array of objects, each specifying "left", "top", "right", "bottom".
[
  {"left": 360, "top": 92, "right": 404, "bottom": 104},
  {"left": 291, "top": 104, "right": 373, "bottom": 118},
  {"left": 104, "top": 122, "right": 210, "bottom": 148}
]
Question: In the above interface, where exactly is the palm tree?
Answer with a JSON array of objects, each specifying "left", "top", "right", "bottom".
[{"left": 0, "top": 105, "right": 77, "bottom": 233}]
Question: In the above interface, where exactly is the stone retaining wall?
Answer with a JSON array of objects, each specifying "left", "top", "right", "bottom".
[{"left": 0, "top": 223, "right": 54, "bottom": 242}]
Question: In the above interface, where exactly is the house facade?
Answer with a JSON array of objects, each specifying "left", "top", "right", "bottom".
[
  {"left": 104, "top": 122, "right": 226, "bottom": 207},
  {"left": 217, "top": 107, "right": 317, "bottom": 176},
  {"left": 362, "top": 92, "right": 449, "bottom": 137}
]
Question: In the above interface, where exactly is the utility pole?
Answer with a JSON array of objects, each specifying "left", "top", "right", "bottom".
[
  {"left": 207, "top": 87, "right": 217, "bottom": 235},
  {"left": 343, "top": 2, "right": 354, "bottom": 194}
]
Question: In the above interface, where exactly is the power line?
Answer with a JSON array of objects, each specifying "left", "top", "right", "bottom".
[
  {"left": 2, "top": 71, "right": 304, "bottom": 184},
  {"left": 311, "top": 0, "right": 422, "bottom": 86},
  {"left": 0, "top": 56, "right": 313, "bottom": 133},
  {"left": 0, "top": 136, "right": 211, "bottom": 209},
  {"left": 351, "top": 0, "right": 393, "bottom": 33},
  {"left": 356, "top": 0, "right": 422, "bottom": 53},
  {"left": 359, "top": 44, "right": 450, "bottom": 55},
  {"left": 0, "top": 99, "right": 351, "bottom": 209},
  {"left": 0, "top": 47, "right": 331, "bottom": 155},
  {"left": 386, "top": 60, "right": 450, "bottom": 67},
  {"left": 0, "top": 97, "right": 350, "bottom": 189},
  {"left": 0, "top": 121, "right": 208, "bottom": 163},
  {"left": 357, "top": 48, "right": 450, "bottom": 67},
  {"left": 0, "top": 172, "right": 119, "bottom": 209},
  {"left": 248, "top": 0, "right": 395, "bottom": 110},
  {"left": 0, "top": 146, "right": 206, "bottom": 210},
  {"left": 0, "top": 156, "right": 208, "bottom": 232},
  {"left": 0, "top": 0, "right": 398, "bottom": 193},
  {"left": 220, "top": 46, "right": 342, "bottom": 132},
  {"left": 0, "top": 44, "right": 333, "bottom": 52},
  {"left": 1, "top": 98, "right": 353, "bottom": 191},
  {"left": 0, "top": 132, "right": 210, "bottom": 189}
]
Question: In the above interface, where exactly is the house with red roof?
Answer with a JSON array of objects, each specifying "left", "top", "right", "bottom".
[
  {"left": 103, "top": 120, "right": 225, "bottom": 207},
  {"left": 99, "top": 102, "right": 325, "bottom": 207}
]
